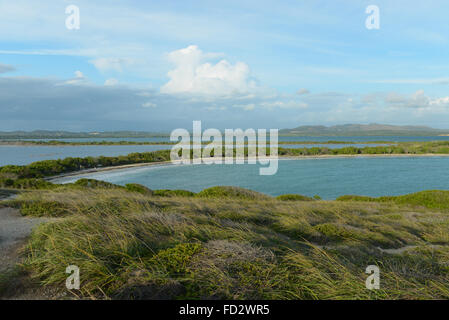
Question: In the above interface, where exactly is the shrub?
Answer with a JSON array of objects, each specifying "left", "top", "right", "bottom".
[
  {"left": 74, "top": 179, "right": 121, "bottom": 189},
  {"left": 125, "top": 183, "right": 153, "bottom": 195},
  {"left": 337, "top": 190, "right": 449, "bottom": 210},
  {"left": 276, "top": 194, "right": 314, "bottom": 201},
  {"left": 153, "top": 189, "right": 196, "bottom": 197},
  {"left": 196, "top": 186, "right": 271, "bottom": 200},
  {"left": 314, "top": 223, "right": 355, "bottom": 242},
  {"left": 336, "top": 195, "right": 376, "bottom": 202},
  {"left": 0, "top": 177, "right": 55, "bottom": 190},
  {"left": 149, "top": 243, "right": 202, "bottom": 275},
  {"left": 19, "top": 200, "right": 69, "bottom": 217}
]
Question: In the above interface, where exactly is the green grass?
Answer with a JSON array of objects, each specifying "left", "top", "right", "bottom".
[
  {"left": 337, "top": 190, "right": 449, "bottom": 210},
  {"left": 2, "top": 185, "right": 448, "bottom": 300},
  {"left": 276, "top": 194, "right": 315, "bottom": 201},
  {"left": 152, "top": 189, "right": 196, "bottom": 197},
  {"left": 195, "top": 186, "right": 271, "bottom": 200}
]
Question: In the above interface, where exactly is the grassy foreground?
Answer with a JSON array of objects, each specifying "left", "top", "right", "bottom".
[{"left": 1, "top": 183, "right": 449, "bottom": 299}]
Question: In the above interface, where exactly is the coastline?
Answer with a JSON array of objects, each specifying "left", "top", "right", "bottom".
[
  {"left": 48, "top": 153, "right": 449, "bottom": 182},
  {"left": 0, "top": 141, "right": 394, "bottom": 146}
]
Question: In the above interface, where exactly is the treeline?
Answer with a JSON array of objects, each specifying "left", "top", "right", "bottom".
[
  {"left": 0, "top": 139, "right": 392, "bottom": 146},
  {"left": 0, "top": 140, "right": 175, "bottom": 146},
  {"left": 278, "top": 141, "right": 449, "bottom": 156}
]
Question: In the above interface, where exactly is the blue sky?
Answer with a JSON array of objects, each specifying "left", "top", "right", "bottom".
[{"left": 1, "top": 0, "right": 449, "bottom": 131}]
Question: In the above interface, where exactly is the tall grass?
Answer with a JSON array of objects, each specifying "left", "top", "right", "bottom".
[{"left": 4, "top": 186, "right": 448, "bottom": 299}]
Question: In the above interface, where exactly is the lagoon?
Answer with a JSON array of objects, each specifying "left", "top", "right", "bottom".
[
  {"left": 0, "top": 145, "right": 173, "bottom": 166},
  {"left": 0, "top": 143, "right": 389, "bottom": 166},
  {"left": 53, "top": 156, "right": 449, "bottom": 199}
]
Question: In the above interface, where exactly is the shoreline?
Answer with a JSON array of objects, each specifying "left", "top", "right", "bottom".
[
  {"left": 0, "top": 141, "right": 395, "bottom": 147},
  {"left": 48, "top": 153, "right": 449, "bottom": 182}
]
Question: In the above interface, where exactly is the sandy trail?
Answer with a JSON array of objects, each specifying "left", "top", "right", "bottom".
[{"left": 0, "top": 207, "right": 48, "bottom": 272}]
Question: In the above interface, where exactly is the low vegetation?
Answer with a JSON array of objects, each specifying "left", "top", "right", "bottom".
[
  {"left": 1, "top": 183, "right": 449, "bottom": 299},
  {"left": 0, "top": 139, "right": 391, "bottom": 146},
  {"left": 337, "top": 190, "right": 449, "bottom": 211}
]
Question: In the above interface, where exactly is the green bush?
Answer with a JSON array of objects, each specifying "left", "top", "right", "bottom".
[
  {"left": 153, "top": 189, "right": 196, "bottom": 197},
  {"left": 125, "top": 183, "right": 153, "bottom": 195},
  {"left": 0, "top": 177, "right": 55, "bottom": 190},
  {"left": 196, "top": 186, "right": 271, "bottom": 200},
  {"left": 337, "top": 190, "right": 449, "bottom": 210},
  {"left": 336, "top": 195, "right": 376, "bottom": 202},
  {"left": 314, "top": 223, "right": 355, "bottom": 242},
  {"left": 149, "top": 243, "right": 202, "bottom": 275},
  {"left": 276, "top": 194, "right": 314, "bottom": 201},
  {"left": 74, "top": 179, "right": 121, "bottom": 189},
  {"left": 19, "top": 200, "right": 69, "bottom": 217}
]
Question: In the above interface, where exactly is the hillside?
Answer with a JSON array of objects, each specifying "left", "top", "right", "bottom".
[
  {"left": 1, "top": 124, "right": 449, "bottom": 139},
  {"left": 280, "top": 124, "right": 449, "bottom": 136}
]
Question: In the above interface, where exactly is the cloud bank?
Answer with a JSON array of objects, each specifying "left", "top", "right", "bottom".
[{"left": 161, "top": 45, "right": 256, "bottom": 96}]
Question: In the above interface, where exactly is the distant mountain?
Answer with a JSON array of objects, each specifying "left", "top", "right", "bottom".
[
  {"left": 1, "top": 124, "right": 449, "bottom": 139},
  {"left": 279, "top": 124, "right": 449, "bottom": 136}
]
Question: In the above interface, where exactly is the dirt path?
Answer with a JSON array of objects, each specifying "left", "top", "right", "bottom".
[
  {"left": 0, "top": 206, "right": 59, "bottom": 299},
  {"left": 0, "top": 207, "right": 48, "bottom": 272},
  {"left": 0, "top": 204, "right": 67, "bottom": 299}
]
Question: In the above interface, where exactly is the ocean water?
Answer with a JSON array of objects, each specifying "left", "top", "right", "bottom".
[
  {"left": 53, "top": 157, "right": 449, "bottom": 199},
  {"left": 0, "top": 143, "right": 389, "bottom": 166},
  {"left": 0, "top": 145, "right": 173, "bottom": 166}
]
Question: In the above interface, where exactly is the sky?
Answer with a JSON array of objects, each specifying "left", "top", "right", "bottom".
[{"left": 1, "top": 0, "right": 449, "bottom": 131}]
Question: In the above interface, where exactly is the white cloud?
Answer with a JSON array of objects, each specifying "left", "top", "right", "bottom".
[
  {"left": 205, "top": 106, "right": 227, "bottom": 111},
  {"left": 430, "top": 96, "right": 449, "bottom": 106},
  {"left": 142, "top": 102, "right": 157, "bottom": 108},
  {"left": 74, "top": 70, "right": 84, "bottom": 78},
  {"left": 61, "top": 70, "right": 86, "bottom": 85},
  {"left": 160, "top": 45, "right": 256, "bottom": 96},
  {"left": 104, "top": 78, "right": 119, "bottom": 86},
  {"left": 233, "top": 103, "right": 255, "bottom": 111},
  {"left": 260, "top": 100, "right": 308, "bottom": 109},
  {"left": 296, "top": 88, "right": 310, "bottom": 95},
  {"left": 384, "top": 90, "right": 449, "bottom": 109},
  {"left": 89, "top": 58, "right": 131, "bottom": 72}
]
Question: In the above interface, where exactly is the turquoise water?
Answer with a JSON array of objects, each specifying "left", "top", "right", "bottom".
[{"left": 54, "top": 157, "right": 449, "bottom": 199}]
